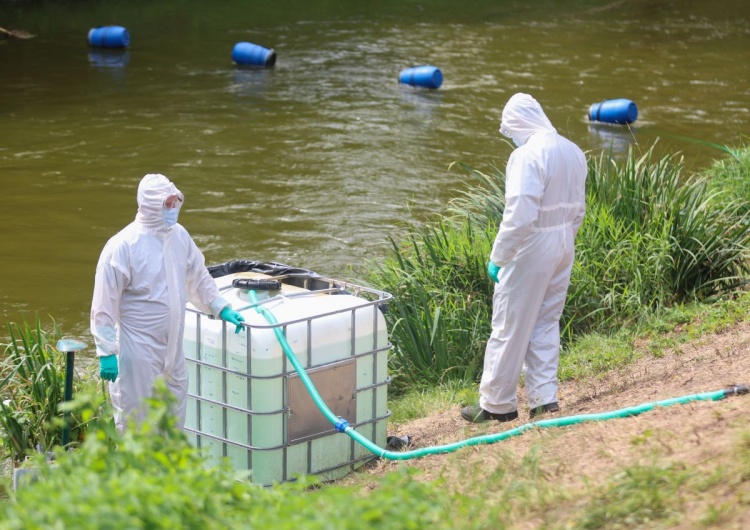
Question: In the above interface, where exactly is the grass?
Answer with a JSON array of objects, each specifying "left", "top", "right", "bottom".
[
  {"left": 365, "top": 222, "right": 493, "bottom": 393},
  {"left": 0, "top": 318, "right": 68, "bottom": 461},
  {"left": 388, "top": 382, "right": 477, "bottom": 424},
  {"left": 2, "top": 143, "right": 750, "bottom": 528},
  {"left": 575, "top": 461, "right": 690, "bottom": 529},
  {"left": 0, "top": 317, "right": 96, "bottom": 463},
  {"left": 386, "top": 288, "right": 750, "bottom": 424},
  {"left": 360, "top": 143, "right": 750, "bottom": 395}
]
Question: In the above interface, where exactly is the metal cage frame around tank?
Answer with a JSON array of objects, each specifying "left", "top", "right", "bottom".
[{"left": 183, "top": 275, "right": 393, "bottom": 483}]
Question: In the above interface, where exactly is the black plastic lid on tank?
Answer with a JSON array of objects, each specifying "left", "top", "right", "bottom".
[{"left": 207, "top": 259, "right": 334, "bottom": 291}]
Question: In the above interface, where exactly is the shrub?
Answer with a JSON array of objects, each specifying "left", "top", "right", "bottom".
[
  {"left": 360, "top": 144, "right": 750, "bottom": 386},
  {"left": 705, "top": 142, "right": 750, "bottom": 212},
  {"left": 364, "top": 222, "right": 493, "bottom": 393},
  {"left": 1, "top": 382, "right": 495, "bottom": 530},
  {"left": 0, "top": 317, "right": 91, "bottom": 462}
]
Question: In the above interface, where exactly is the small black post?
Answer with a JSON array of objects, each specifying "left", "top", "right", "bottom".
[
  {"left": 62, "top": 350, "right": 75, "bottom": 446},
  {"left": 56, "top": 338, "right": 86, "bottom": 449}
]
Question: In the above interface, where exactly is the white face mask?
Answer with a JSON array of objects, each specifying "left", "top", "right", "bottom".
[{"left": 163, "top": 207, "right": 179, "bottom": 227}]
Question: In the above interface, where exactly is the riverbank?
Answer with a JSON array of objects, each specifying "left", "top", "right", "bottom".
[{"left": 349, "top": 304, "right": 750, "bottom": 528}]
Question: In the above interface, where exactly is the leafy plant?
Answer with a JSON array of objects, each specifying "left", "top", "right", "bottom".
[
  {"left": 705, "top": 140, "right": 750, "bottom": 213},
  {"left": 582, "top": 143, "right": 750, "bottom": 308},
  {"left": 363, "top": 221, "right": 493, "bottom": 392},
  {"left": 0, "top": 317, "right": 89, "bottom": 461},
  {"left": 2, "top": 382, "right": 498, "bottom": 530},
  {"left": 361, "top": 144, "right": 750, "bottom": 387}
]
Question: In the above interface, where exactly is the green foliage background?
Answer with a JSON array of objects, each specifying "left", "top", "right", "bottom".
[
  {"left": 362, "top": 143, "right": 750, "bottom": 392},
  {"left": 1, "top": 384, "right": 494, "bottom": 530},
  {"left": 0, "top": 143, "right": 748, "bottom": 528}
]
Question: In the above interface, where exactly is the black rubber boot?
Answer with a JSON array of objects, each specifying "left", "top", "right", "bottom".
[
  {"left": 461, "top": 404, "right": 519, "bottom": 423},
  {"left": 529, "top": 401, "right": 560, "bottom": 419}
]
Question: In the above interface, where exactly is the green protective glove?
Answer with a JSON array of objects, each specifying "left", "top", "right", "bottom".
[
  {"left": 220, "top": 307, "right": 245, "bottom": 334},
  {"left": 99, "top": 355, "right": 118, "bottom": 382},
  {"left": 487, "top": 261, "right": 501, "bottom": 283}
]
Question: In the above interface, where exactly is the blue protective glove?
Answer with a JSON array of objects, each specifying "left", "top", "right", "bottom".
[
  {"left": 99, "top": 355, "right": 118, "bottom": 382},
  {"left": 220, "top": 307, "right": 245, "bottom": 334},
  {"left": 487, "top": 261, "right": 501, "bottom": 283}
]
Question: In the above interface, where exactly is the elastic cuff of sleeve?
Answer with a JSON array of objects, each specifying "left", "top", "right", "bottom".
[{"left": 209, "top": 296, "right": 230, "bottom": 317}]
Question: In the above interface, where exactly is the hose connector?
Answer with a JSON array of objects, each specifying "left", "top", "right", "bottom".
[
  {"left": 334, "top": 417, "right": 350, "bottom": 433},
  {"left": 724, "top": 385, "right": 749, "bottom": 397}
]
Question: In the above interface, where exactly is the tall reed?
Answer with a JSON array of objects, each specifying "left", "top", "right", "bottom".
[
  {"left": 362, "top": 144, "right": 750, "bottom": 389},
  {"left": 365, "top": 222, "right": 494, "bottom": 393},
  {"left": 0, "top": 317, "right": 86, "bottom": 461},
  {"left": 585, "top": 144, "right": 750, "bottom": 302}
]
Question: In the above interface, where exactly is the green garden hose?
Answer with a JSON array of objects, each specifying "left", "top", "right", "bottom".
[{"left": 248, "top": 291, "right": 748, "bottom": 461}]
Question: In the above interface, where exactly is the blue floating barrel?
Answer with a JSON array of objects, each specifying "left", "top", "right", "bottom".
[
  {"left": 232, "top": 42, "right": 276, "bottom": 67},
  {"left": 399, "top": 65, "right": 443, "bottom": 89},
  {"left": 588, "top": 98, "right": 638, "bottom": 124},
  {"left": 88, "top": 26, "right": 130, "bottom": 49}
]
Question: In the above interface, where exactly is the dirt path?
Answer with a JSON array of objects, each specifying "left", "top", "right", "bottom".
[{"left": 348, "top": 320, "right": 750, "bottom": 526}]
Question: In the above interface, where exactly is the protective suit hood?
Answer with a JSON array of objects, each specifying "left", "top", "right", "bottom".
[
  {"left": 135, "top": 173, "right": 184, "bottom": 232},
  {"left": 499, "top": 93, "right": 556, "bottom": 146}
]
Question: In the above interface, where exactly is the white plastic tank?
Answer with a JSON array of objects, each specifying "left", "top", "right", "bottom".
[{"left": 183, "top": 267, "right": 391, "bottom": 485}]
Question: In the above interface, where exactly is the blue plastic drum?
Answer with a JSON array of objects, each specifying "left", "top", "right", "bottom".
[
  {"left": 588, "top": 98, "right": 638, "bottom": 124},
  {"left": 232, "top": 42, "right": 277, "bottom": 67},
  {"left": 88, "top": 26, "right": 130, "bottom": 48},
  {"left": 399, "top": 65, "right": 443, "bottom": 89}
]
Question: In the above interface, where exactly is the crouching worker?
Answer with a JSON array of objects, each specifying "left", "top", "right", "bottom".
[{"left": 90, "top": 173, "right": 245, "bottom": 431}]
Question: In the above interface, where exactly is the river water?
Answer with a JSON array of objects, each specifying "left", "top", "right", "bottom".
[{"left": 1, "top": 0, "right": 748, "bottom": 341}]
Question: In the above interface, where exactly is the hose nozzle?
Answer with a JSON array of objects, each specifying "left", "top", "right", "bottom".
[{"left": 724, "top": 385, "right": 749, "bottom": 397}]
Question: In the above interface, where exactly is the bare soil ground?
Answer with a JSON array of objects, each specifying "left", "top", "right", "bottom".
[{"left": 347, "top": 321, "right": 750, "bottom": 527}]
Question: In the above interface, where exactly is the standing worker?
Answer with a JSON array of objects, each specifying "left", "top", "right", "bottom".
[
  {"left": 91, "top": 173, "right": 245, "bottom": 431},
  {"left": 462, "top": 93, "right": 587, "bottom": 423}
]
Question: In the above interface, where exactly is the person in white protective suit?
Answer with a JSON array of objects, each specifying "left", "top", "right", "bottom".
[
  {"left": 90, "top": 173, "right": 245, "bottom": 432},
  {"left": 461, "top": 93, "right": 587, "bottom": 423}
]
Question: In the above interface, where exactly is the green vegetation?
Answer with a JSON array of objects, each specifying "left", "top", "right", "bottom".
[
  {"left": 390, "top": 287, "right": 750, "bottom": 423},
  {"left": 706, "top": 142, "right": 750, "bottom": 212},
  {"left": 575, "top": 461, "right": 690, "bottom": 529},
  {"left": 0, "top": 143, "right": 748, "bottom": 528},
  {"left": 365, "top": 222, "right": 493, "bottom": 393},
  {"left": 0, "top": 318, "right": 91, "bottom": 463},
  {"left": 364, "top": 143, "right": 750, "bottom": 393},
  {"left": 6, "top": 386, "right": 747, "bottom": 529},
  {"left": 1, "top": 384, "right": 502, "bottom": 530}
]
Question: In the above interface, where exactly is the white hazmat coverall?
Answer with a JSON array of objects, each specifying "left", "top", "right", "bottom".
[
  {"left": 479, "top": 93, "right": 587, "bottom": 415},
  {"left": 90, "top": 174, "right": 230, "bottom": 431}
]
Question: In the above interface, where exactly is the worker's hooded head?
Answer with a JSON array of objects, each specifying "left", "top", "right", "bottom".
[
  {"left": 136, "top": 173, "right": 184, "bottom": 231},
  {"left": 499, "top": 93, "right": 556, "bottom": 147}
]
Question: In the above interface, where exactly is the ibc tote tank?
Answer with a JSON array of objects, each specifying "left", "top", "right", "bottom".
[{"left": 183, "top": 260, "right": 392, "bottom": 485}]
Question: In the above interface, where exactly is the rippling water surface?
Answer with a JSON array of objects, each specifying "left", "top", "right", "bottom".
[{"left": 1, "top": 0, "right": 748, "bottom": 338}]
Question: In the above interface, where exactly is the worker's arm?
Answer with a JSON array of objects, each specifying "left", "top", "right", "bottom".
[
  {"left": 90, "top": 241, "right": 129, "bottom": 382},
  {"left": 489, "top": 151, "right": 544, "bottom": 267},
  {"left": 184, "top": 234, "right": 243, "bottom": 332}
]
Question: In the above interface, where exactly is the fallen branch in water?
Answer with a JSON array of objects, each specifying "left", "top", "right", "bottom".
[{"left": 0, "top": 26, "right": 37, "bottom": 40}]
